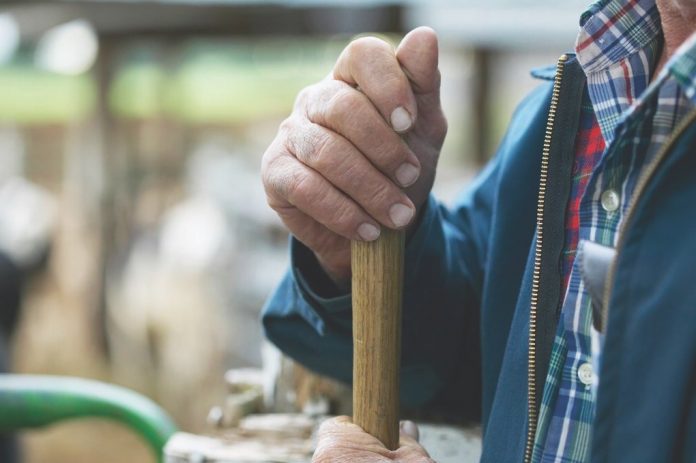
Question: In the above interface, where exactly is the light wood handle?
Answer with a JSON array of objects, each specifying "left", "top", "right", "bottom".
[{"left": 351, "top": 228, "right": 404, "bottom": 450}]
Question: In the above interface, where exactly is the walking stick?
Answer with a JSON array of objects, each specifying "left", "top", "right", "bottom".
[{"left": 351, "top": 228, "right": 405, "bottom": 450}]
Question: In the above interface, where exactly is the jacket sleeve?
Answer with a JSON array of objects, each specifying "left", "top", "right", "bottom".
[{"left": 261, "top": 154, "right": 500, "bottom": 420}]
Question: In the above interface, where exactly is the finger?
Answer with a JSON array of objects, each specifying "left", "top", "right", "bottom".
[
  {"left": 284, "top": 118, "right": 416, "bottom": 229},
  {"left": 333, "top": 36, "right": 417, "bottom": 133},
  {"left": 399, "top": 420, "right": 420, "bottom": 442},
  {"left": 263, "top": 152, "right": 381, "bottom": 241},
  {"left": 396, "top": 432, "right": 435, "bottom": 463},
  {"left": 274, "top": 206, "right": 349, "bottom": 261},
  {"left": 315, "top": 416, "right": 389, "bottom": 455},
  {"left": 396, "top": 27, "right": 440, "bottom": 96},
  {"left": 396, "top": 27, "right": 447, "bottom": 156},
  {"left": 272, "top": 206, "right": 351, "bottom": 279},
  {"left": 304, "top": 81, "right": 421, "bottom": 188}
]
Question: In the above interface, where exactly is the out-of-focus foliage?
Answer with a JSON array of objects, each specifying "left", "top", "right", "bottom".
[
  {"left": 0, "top": 66, "right": 95, "bottom": 124},
  {"left": 0, "top": 39, "right": 351, "bottom": 125},
  {"left": 162, "top": 40, "right": 345, "bottom": 123},
  {"left": 0, "top": 39, "right": 345, "bottom": 124}
]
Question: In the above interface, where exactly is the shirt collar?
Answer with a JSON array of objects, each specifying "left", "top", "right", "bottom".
[
  {"left": 575, "top": 0, "right": 661, "bottom": 74},
  {"left": 574, "top": 0, "right": 696, "bottom": 143},
  {"left": 576, "top": 0, "right": 696, "bottom": 105}
]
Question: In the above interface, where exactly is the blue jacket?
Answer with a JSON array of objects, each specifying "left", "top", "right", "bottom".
[{"left": 262, "top": 55, "right": 696, "bottom": 462}]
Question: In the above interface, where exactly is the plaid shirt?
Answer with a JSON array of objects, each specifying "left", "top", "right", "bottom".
[
  {"left": 531, "top": 1, "right": 696, "bottom": 462},
  {"left": 558, "top": 95, "right": 605, "bottom": 295}
]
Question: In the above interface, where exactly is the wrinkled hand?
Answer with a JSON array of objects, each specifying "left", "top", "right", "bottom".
[
  {"left": 261, "top": 27, "right": 446, "bottom": 283},
  {"left": 312, "top": 416, "right": 436, "bottom": 463}
]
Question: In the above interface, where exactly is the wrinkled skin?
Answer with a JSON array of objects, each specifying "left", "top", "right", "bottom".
[
  {"left": 261, "top": 27, "right": 446, "bottom": 284},
  {"left": 312, "top": 416, "right": 435, "bottom": 463}
]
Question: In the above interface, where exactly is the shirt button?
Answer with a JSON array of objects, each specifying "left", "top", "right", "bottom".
[
  {"left": 601, "top": 189, "right": 620, "bottom": 212},
  {"left": 578, "top": 362, "right": 594, "bottom": 386}
]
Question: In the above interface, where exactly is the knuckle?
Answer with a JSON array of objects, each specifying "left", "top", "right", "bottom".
[
  {"left": 260, "top": 166, "right": 273, "bottom": 193},
  {"left": 348, "top": 36, "right": 392, "bottom": 58},
  {"left": 295, "top": 82, "right": 330, "bottom": 118},
  {"left": 285, "top": 122, "right": 342, "bottom": 174},
  {"left": 294, "top": 86, "right": 311, "bottom": 107},
  {"left": 265, "top": 195, "right": 285, "bottom": 214},
  {"left": 294, "top": 82, "right": 320, "bottom": 109},
  {"left": 278, "top": 116, "right": 295, "bottom": 135},
  {"left": 263, "top": 153, "right": 308, "bottom": 206},
  {"left": 261, "top": 143, "right": 279, "bottom": 179},
  {"left": 261, "top": 153, "right": 287, "bottom": 196},
  {"left": 307, "top": 133, "right": 336, "bottom": 170},
  {"left": 325, "top": 88, "right": 364, "bottom": 123},
  {"left": 286, "top": 171, "right": 314, "bottom": 204},
  {"left": 273, "top": 117, "right": 304, "bottom": 160}
]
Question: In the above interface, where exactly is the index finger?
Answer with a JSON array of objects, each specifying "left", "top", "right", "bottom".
[{"left": 333, "top": 36, "right": 417, "bottom": 133}]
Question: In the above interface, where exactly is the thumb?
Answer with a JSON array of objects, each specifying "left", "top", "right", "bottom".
[
  {"left": 396, "top": 27, "right": 440, "bottom": 96},
  {"left": 399, "top": 420, "right": 420, "bottom": 442}
]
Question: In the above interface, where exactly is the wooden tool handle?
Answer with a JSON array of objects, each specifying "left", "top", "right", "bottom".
[{"left": 351, "top": 228, "right": 405, "bottom": 450}]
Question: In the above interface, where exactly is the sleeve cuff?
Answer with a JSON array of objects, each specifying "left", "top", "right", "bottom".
[
  {"left": 290, "top": 194, "right": 439, "bottom": 316},
  {"left": 291, "top": 238, "right": 352, "bottom": 315},
  {"left": 404, "top": 194, "right": 439, "bottom": 273}
]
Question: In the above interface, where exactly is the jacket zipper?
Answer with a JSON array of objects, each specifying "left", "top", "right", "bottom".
[
  {"left": 524, "top": 53, "right": 568, "bottom": 463},
  {"left": 601, "top": 107, "right": 696, "bottom": 329}
]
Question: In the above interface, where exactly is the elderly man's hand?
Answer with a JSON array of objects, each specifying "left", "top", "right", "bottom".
[
  {"left": 313, "top": 416, "right": 436, "bottom": 463},
  {"left": 261, "top": 27, "right": 446, "bottom": 283}
]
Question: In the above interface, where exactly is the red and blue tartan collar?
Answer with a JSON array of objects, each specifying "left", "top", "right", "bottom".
[
  {"left": 575, "top": 0, "right": 661, "bottom": 74},
  {"left": 575, "top": 0, "right": 696, "bottom": 106}
]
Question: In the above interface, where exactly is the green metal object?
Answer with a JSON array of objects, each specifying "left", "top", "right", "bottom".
[{"left": 0, "top": 374, "right": 178, "bottom": 462}]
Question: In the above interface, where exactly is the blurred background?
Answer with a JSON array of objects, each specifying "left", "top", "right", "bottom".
[{"left": 0, "top": 0, "right": 588, "bottom": 461}]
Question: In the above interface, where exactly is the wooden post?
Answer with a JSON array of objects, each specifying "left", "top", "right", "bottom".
[{"left": 351, "top": 228, "right": 404, "bottom": 450}]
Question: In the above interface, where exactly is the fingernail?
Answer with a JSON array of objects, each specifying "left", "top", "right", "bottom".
[
  {"left": 357, "top": 223, "right": 380, "bottom": 241},
  {"left": 395, "top": 163, "right": 420, "bottom": 187},
  {"left": 400, "top": 420, "right": 420, "bottom": 441},
  {"left": 390, "top": 106, "right": 413, "bottom": 132},
  {"left": 389, "top": 203, "right": 414, "bottom": 228}
]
